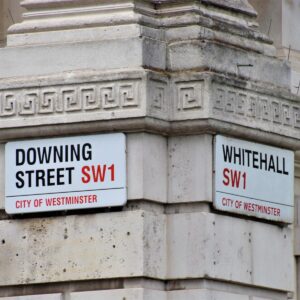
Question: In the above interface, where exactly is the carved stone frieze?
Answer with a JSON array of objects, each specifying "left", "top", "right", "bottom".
[
  {"left": 211, "top": 83, "right": 300, "bottom": 135},
  {"left": 173, "top": 81, "right": 206, "bottom": 120},
  {"left": 0, "top": 80, "right": 141, "bottom": 118},
  {"left": 0, "top": 71, "right": 300, "bottom": 146}
]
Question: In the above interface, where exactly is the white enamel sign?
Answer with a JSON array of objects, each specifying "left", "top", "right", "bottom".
[
  {"left": 5, "top": 133, "right": 126, "bottom": 214},
  {"left": 214, "top": 135, "right": 294, "bottom": 223}
]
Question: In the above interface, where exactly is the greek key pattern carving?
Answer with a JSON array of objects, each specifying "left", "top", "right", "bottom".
[
  {"left": 213, "top": 85, "right": 300, "bottom": 129},
  {"left": 177, "top": 81, "right": 203, "bottom": 111},
  {"left": 2, "top": 78, "right": 300, "bottom": 137},
  {"left": 0, "top": 81, "right": 140, "bottom": 118},
  {"left": 148, "top": 80, "right": 168, "bottom": 116},
  {"left": 1, "top": 93, "right": 17, "bottom": 116}
]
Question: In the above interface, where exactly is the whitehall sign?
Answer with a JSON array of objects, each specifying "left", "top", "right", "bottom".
[
  {"left": 214, "top": 135, "right": 294, "bottom": 223},
  {"left": 5, "top": 133, "right": 126, "bottom": 214}
]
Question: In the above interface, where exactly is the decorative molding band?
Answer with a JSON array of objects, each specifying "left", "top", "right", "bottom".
[
  {"left": 0, "top": 71, "right": 300, "bottom": 147},
  {"left": 0, "top": 80, "right": 141, "bottom": 118},
  {"left": 173, "top": 80, "right": 206, "bottom": 120},
  {"left": 211, "top": 83, "right": 300, "bottom": 137}
]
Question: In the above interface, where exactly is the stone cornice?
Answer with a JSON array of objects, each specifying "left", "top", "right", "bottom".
[
  {"left": 20, "top": 0, "right": 257, "bottom": 16},
  {"left": 10, "top": 0, "right": 267, "bottom": 46},
  {"left": 0, "top": 69, "right": 300, "bottom": 149},
  {"left": 6, "top": 0, "right": 283, "bottom": 90},
  {"left": 1, "top": 0, "right": 297, "bottom": 150}
]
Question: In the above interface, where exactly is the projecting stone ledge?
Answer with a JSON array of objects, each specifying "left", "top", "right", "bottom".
[
  {"left": 0, "top": 69, "right": 299, "bottom": 149},
  {"left": 152, "top": 0, "right": 257, "bottom": 16},
  {"left": 6, "top": 0, "right": 279, "bottom": 87}
]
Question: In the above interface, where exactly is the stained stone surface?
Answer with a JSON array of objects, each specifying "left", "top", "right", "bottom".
[
  {"left": 0, "top": 210, "right": 292, "bottom": 291},
  {"left": 0, "top": 0, "right": 296, "bottom": 299},
  {"left": 0, "top": 211, "right": 166, "bottom": 286}
]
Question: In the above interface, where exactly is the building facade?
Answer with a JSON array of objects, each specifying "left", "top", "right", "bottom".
[{"left": 0, "top": 0, "right": 299, "bottom": 299}]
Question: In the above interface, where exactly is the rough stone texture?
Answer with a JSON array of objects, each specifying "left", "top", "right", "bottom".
[
  {"left": 127, "top": 133, "right": 167, "bottom": 203},
  {"left": 0, "top": 0, "right": 297, "bottom": 299},
  {"left": 167, "top": 212, "right": 293, "bottom": 291},
  {"left": 167, "top": 212, "right": 251, "bottom": 283},
  {"left": 143, "top": 213, "right": 167, "bottom": 278},
  {"left": 0, "top": 207, "right": 292, "bottom": 291},
  {"left": 168, "top": 40, "right": 289, "bottom": 88},
  {"left": 2, "top": 0, "right": 289, "bottom": 89},
  {"left": 0, "top": 0, "right": 297, "bottom": 150},
  {"left": 8, "top": 0, "right": 259, "bottom": 39},
  {"left": 0, "top": 211, "right": 166, "bottom": 286},
  {"left": 251, "top": 221, "right": 293, "bottom": 290},
  {"left": 0, "top": 71, "right": 299, "bottom": 149},
  {"left": 168, "top": 135, "right": 212, "bottom": 203},
  {"left": 0, "top": 38, "right": 166, "bottom": 79}
]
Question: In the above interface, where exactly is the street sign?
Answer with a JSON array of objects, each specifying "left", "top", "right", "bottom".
[
  {"left": 214, "top": 135, "right": 294, "bottom": 223},
  {"left": 5, "top": 133, "right": 126, "bottom": 214}
]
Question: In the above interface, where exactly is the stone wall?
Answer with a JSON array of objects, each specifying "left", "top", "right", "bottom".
[{"left": 0, "top": 1, "right": 297, "bottom": 299}]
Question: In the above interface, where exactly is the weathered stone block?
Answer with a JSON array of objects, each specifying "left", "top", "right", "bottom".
[
  {"left": 127, "top": 133, "right": 168, "bottom": 203},
  {"left": 0, "top": 211, "right": 166, "bottom": 286},
  {"left": 167, "top": 212, "right": 252, "bottom": 283},
  {"left": 0, "top": 37, "right": 165, "bottom": 80},
  {"left": 144, "top": 213, "right": 167, "bottom": 278},
  {"left": 167, "top": 212, "right": 293, "bottom": 291},
  {"left": 168, "top": 135, "right": 212, "bottom": 203},
  {"left": 0, "top": 0, "right": 296, "bottom": 298},
  {"left": 168, "top": 40, "right": 290, "bottom": 89},
  {"left": 251, "top": 221, "right": 293, "bottom": 291}
]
